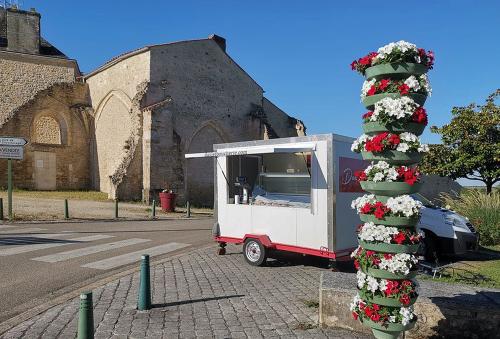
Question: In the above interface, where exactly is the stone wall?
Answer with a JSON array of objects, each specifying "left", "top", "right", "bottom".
[
  {"left": 0, "top": 82, "right": 92, "bottom": 190},
  {"left": 319, "top": 272, "right": 500, "bottom": 338},
  {"left": 147, "top": 40, "right": 265, "bottom": 205},
  {"left": 85, "top": 51, "right": 150, "bottom": 197},
  {"left": 0, "top": 52, "right": 78, "bottom": 128}
]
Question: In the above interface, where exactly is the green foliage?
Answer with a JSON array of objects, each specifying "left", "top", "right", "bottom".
[
  {"left": 421, "top": 90, "right": 500, "bottom": 193},
  {"left": 441, "top": 189, "right": 500, "bottom": 245}
]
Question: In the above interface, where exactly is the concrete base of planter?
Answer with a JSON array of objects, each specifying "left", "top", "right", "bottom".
[{"left": 319, "top": 272, "right": 500, "bottom": 339}]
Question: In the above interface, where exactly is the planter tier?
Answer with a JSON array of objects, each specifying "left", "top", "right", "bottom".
[
  {"left": 359, "top": 213, "right": 420, "bottom": 227},
  {"left": 359, "top": 290, "right": 418, "bottom": 307},
  {"left": 365, "top": 62, "right": 428, "bottom": 80},
  {"left": 361, "top": 317, "right": 417, "bottom": 339},
  {"left": 360, "top": 181, "right": 422, "bottom": 196},
  {"left": 362, "top": 92, "right": 427, "bottom": 110},
  {"left": 362, "top": 121, "right": 426, "bottom": 136},
  {"left": 361, "top": 266, "right": 418, "bottom": 280},
  {"left": 361, "top": 150, "right": 422, "bottom": 165},
  {"left": 358, "top": 240, "right": 420, "bottom": 254}
]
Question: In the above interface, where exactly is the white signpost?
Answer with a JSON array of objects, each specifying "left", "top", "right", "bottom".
[{"left": 0, "top": 137, "right": 28, "bottom": 220}]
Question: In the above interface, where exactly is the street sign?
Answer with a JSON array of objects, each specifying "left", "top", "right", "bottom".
[
  {"left": 0, "top": 137, "right": 28, "bottom": 146},
  {"left": 0, "top": 145, "right": 24, "bottom": 160}
]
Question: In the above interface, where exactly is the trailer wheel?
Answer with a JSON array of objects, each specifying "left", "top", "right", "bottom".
[{"left": 243, "top": 238, "right": 267, "bottom": 266}]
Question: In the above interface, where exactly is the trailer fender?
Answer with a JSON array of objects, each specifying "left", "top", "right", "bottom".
[{"left": 243, "top": 234, "right": 275, "bottom": 249}]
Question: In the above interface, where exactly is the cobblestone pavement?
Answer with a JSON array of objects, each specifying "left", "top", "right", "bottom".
[{"left": 1, "top": 245, "right": 368, "bottom": 338}]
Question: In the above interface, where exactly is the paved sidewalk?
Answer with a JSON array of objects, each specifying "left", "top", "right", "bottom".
[{"left": 1, "top": 245, "right": 368, "bottom": 338}]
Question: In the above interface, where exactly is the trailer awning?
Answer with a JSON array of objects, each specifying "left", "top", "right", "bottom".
[{"left": 185, "top": 142, "right": 316, "bottom": 158}]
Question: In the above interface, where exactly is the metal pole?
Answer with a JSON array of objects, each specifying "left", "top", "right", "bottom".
[
  {"left": 77, "top": 291, "right": 94, "bottom": 339},
  {"left": 114, "top": 199, "right": 118, "bottom": 219},
  {"left": 186, "top": 200, "right": 191, "bottom": 218},
  {"left": 0, "top": 197, "right": 3, "bottom": 220},
  {"left": 7, "top": 158, "right": 12, "bottom": 221},
  {"left": 64, "top": 199, "right": 69, "bottom": 219},
  {"left": 137, "top": 254, "right": 151, "bottom": 310},
  {"left": 151, "top": 199, "right": 156, "bottom": 219}
]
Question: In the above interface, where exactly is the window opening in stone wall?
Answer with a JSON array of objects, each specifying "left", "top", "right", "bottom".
[{"left": 33, "top": 116, "right": 62, "bottom": 145}]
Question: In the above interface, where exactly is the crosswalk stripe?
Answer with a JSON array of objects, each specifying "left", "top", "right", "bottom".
[
  {"left": 0, "top": 227, "right": 46, "bottom": 234},
  {"left": 32, "top": 238, "right": 151, "bottom": 263},
  {"left": 81, "top": 242, "right": 190, "bottom": 270},
  {"left": 0, "top": 235, "right": 114, "bottom": 256}
]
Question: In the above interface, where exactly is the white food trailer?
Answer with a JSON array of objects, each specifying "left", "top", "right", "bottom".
[{"left": 186, "top": 134, "right": 367, "bottom": 266}]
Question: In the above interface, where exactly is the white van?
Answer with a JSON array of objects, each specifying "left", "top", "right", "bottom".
[{"left": 415, "top": 194, "right": 479, "bottom": 261}]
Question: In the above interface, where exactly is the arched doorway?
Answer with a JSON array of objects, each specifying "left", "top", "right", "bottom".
[{"left": 186, "top": 123, "right": 227, "bottom": 207}]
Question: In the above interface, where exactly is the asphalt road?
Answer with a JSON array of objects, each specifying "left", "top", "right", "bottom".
[{"left": 0, "top": 218, "right": 213, "bottom": 324}]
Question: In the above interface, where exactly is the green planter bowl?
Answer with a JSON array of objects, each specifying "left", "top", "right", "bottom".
[
  {"left": 365, "top": 62, "right": 428, "bottom": 80},
  {"left": 361, "top": 266, "right": 418, "bottom": 280},
  {"left": 361, "top": 150, "right": 423, "bottom": 165},
  {"left": 360, "top": 181, "right": 422, "bottom": 196},
  {"left": 362, "top": 121, "right": 426, "bottom": 136},
  {"left": 359, "top": 240, "right": 421, "bottom": 254},
  {"left": 360, "top": 317, "right": 416, "bottom": 339},
  {"left": 359, "top": 213, "right": 420, "bottom": 227},
  {"left": 359, "top": 290, "right": 418, "bottom": 307},
  {"left": 362, "top": 93, "right": 427, "bottom": 110}
]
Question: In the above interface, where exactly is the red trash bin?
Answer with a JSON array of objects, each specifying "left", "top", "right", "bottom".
[{"left": 159, "top": 192, "right": 176, "bottom": 212}]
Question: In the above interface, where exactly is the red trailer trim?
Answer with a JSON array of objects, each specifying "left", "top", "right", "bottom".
[{"left": 215, "top": 235, "right": 355, "bottom": 260}]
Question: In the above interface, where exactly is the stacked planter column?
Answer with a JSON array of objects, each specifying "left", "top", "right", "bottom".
[{"left": 354, "top": 62, "right": 431, "bottom": 338}]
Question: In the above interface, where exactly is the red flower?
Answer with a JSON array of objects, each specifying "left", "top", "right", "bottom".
[
  {"left": 350, "top": 61, "right": 357, "bottom": 70},
  {"left": 374, "top": 207, "right": 386, "bottom": 219},
  {"left": 379, "top": 79, "right": 390, "bottom": 91},
  {"left": 371, "top": 257, "right": 381, "bottom": 265},
  {"left": 371, "top": 313, "right": 381, "bottom": 322},
  {"left": 364, "top": 306, "right": 373, "bottom": 317},
  {"left": 412, "top": 107, "right": 428, "bottom": 125},
  {"left": 398, "top": 84, "right": 410, "bottom": 95},
  {"left": 354, "top": 170, "right": 367, "bottom": 181},
  {"left": 372, "top": 304, "right": 380, "bottom": 311},
  {"left": 361, "top": 203, "right": 372, "bottom": 214},
  {"left": 367, "top": 85, "right": 377, "bottom": 96},
  {"left": 352, "top": 311, "right": 358, "bottom": 320},
  {"left": 393, "top": 231, "right": 406, "bottom": 244},
  {"left": 400, "top": 294, "right": 411, "bottom": 305},
  {"left": 388, "top": 134, "right": 400, "bottom": 146},
  {"left": 383, "top": 253, "right": 393, "bottom": 260},
  {"left": 404, "top": 171, "right": 417, "bottom": 185},
  {"left": 362, "top": 111, "right": 373, "bottom": 120},
  {"left": 353, "top": 259, "right": 360, "bottom": 270}
]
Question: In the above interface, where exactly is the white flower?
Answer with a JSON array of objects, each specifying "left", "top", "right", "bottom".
[
  {"left": 400, "top": 306, "right": 415, "bottom": 326},
  {"left": 356, "top": 270, "right": 367, "bottom": 288},
  {"left": 404, "top": 75, "right": 421, "bottom": 91},
  {"left": 361, "top": 79, "right": 376, "bottom": 99},
  {"left": 420, "top": 74, "right": 432, "bottom": 96},
  {"left": 351, "top": 194, "right": 376, "bottom": 212},
  {"left": 351, "top": 134, "right": 369, "bottom": 152},
  {"left": 400, "top": 132, "right": 418, "bottom": 142},
  {"left": 372, "top": 97, "right": 419, "bottom": 122},
  {"left": 386, "top": 195, "right": 423, "bottom": 217},
  {"left": 379, "top": 253, "right": 418, "bottom": 275},
  {"left": 350, "top": 293, "right": 361, "bottom": 311},
  {"left": 366, "top": 276, "right": 379, "bottom": 293},
  {"left": 397, "top": 143, "right": 410, "bottom": 152},
  {"left": 358, "top": 222, "right": 399, "bottom": 243},
  {"left": 418, "top": 144, "right": 429, "bottom": 152},
  {"left": 386, "top": 167, "right": 399, "bottom": 181},
  {"left": 373, "top": 172, "right": 385, "bottom": 182},
  {"left": 374, "top": 41, "right": 418, "bottom": 62}
]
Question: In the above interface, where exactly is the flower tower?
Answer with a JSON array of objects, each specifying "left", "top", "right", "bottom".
[{"left": 349, "top": 41, "right": 434, "bottom": 339}]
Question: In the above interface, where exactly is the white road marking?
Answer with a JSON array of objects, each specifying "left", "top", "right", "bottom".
[
  {"left": 0, "top": 227, "right": 46, "bottom": 234},
  {"left": 0, "top": 225, "right": 17, "bottom": 230},
  {"left": 0, "top": 235, "right": 114, "bottom": 256},
  {"left": 81, "top": 242, "right": 191, "bottom": 270},
  {"left": 32, "top": 238, "right": 151, "bottom": 263}
]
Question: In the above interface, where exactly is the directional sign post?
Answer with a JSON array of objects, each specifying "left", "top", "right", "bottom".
[{"left": 0, "top": 137, "right": 28, "bottom": 221}]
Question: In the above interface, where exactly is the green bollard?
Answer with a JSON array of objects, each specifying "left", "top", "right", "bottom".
[
  {"left": 151, "top": 199, "right": 156, "bottom": 219},
  {"left": 186, "top": 200, "right": 191, "bottom": 218},
  {"left": 114, "top": 199, "right": 118, "bottom": 219},
  {"left": 137, "top": 254, "right": 151, "bottom": 310},
  {"left": 77, "top": 291, "right": 94, "bottom": 339},
  {"left": 0, "top": 197, "right": 3, "bottom": 220},
  {"left": 64, "top": 199, "right": 69, "bottom": 219}
]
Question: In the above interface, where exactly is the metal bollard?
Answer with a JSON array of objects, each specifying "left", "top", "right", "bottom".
[
  {"left": 186, "top": 200, "right": 191, "bottom": 218},
  {"left": 0, "top": 197, "right": 3, "bottom": 220},
  {"left": 137, "top": 254, "right": 151, "bottom": 310},
  {"left": 77, "top": 291, "right": 94, "bottom": 339},
  {"left": 64, "top": 199, "right": 69, "bottom": 219},
  {"left": 114, "top": 199, "right": 118, "bottom": 219},
  {"left": 151, "top": 199, "right": 156, "bottom": 219}
]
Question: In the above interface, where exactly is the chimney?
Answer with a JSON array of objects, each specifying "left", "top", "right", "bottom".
[
  {"left": 3, "top": 7, "right": 40, "bottom": 54},
  {"left": 208, "top": 34, "right": 226, "bottom": 52}
]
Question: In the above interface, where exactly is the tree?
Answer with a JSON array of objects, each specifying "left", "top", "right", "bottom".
[{"left": 421, "top": 89, "right": 500, "bottom": 194}]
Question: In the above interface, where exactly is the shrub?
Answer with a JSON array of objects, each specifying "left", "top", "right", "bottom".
[{"left": 440, "top": 189, "right": 500, "bottom": 246}]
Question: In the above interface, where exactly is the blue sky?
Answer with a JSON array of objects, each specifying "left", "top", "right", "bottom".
[{"left": 18, "top": 0, "right": 500, "bottom": 186}]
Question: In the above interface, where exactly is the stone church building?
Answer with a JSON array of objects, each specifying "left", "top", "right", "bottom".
[{"left": 0, "top": 7, "right": 305, "bottom": 205}]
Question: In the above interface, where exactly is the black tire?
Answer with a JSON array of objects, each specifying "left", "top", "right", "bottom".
[
  {"left": 423, "top": 231, "right": 439, "bottom": 263},
  {"left": 243, "top": 238, "right": 267, "bottom": 266}
]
